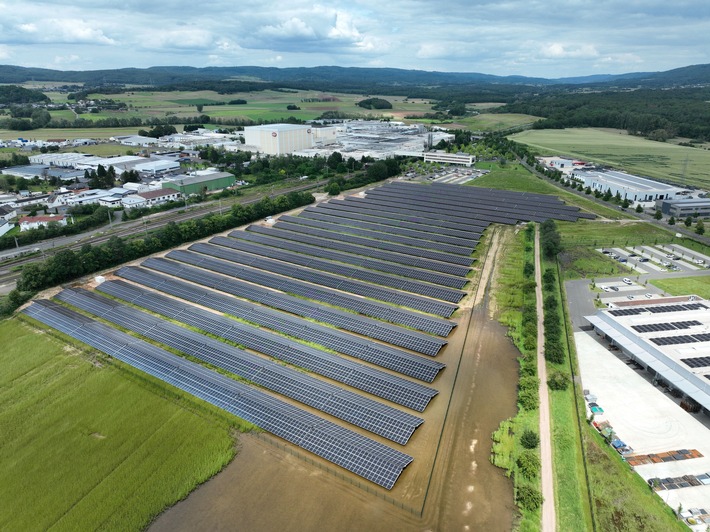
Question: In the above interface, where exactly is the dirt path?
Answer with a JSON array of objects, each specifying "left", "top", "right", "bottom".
[{"left": 535, "top": 225, "right": 556, "bottom": 531}]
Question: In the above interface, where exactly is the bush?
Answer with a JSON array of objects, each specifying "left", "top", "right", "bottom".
[
  {"left": 516, "top": 484, "right": 543, "bottom": 511},
  {"left": 517, "top": 449, "right": 541, "bottom": 479},
  {"left": 520, "top": 429, "right": 540, "bottom": 449},
  {"left": 519, "top": 386, "right": 539, "bottom": 410},
  {"left": 544, "top": 337, "right": 565, "bottom": 364},
  {"left": 547, "top": 370, "right": 570, "bottom": 390}
]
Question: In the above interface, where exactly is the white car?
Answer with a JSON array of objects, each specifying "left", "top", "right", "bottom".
[
  {"left": 645, "top": 293, "right": 653, "bottom": 299},
  {"left": 694, "top": 259, "right": 705, "bottom": 265},
  {"left": 622, "top": 278, "right": 633, "bottom": 285}
]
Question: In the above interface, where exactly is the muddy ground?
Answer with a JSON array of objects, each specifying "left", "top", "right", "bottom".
[{"left": 150, "top": 228, "right": 521, "bottom": 532}]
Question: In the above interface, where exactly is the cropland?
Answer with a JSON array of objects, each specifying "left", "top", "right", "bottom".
[{"left": 510, "top": 128, "right": 710, "bottom": 189}]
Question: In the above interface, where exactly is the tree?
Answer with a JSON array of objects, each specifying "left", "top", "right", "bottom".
[
  {"left": 635, "top": 204, "right": 644, "bottom": 213},
  {"left": 621, "top": 198, "right": 630, "bottom": 209},
  {"left": 516, "top": 485, "right": 543, "bottom": 511},
  {"left": 326, "top": 151, "right": 344, "bottom": 170},
  {"left": 685, "top": 216, "right": 693, "bottom": 227},
  {"left": 668, "top": 216, "right": 676, "bottom": 225},
  {"left": 196, "top": 104, "right": 204, "bottom": 113},
  {"left": 696, "top": 219, "right": 705, "bottom": 235},
  {"left": 517, "top": 449, "right": 541, "bottom": 479},
  {"left": 654, "top": 210, "right": 663, "bottom": 220},
  {"left": 520, "top": 429, "right": 540, "bottom": 449},
  {"left": 366, "top": 161, "right": 389, "bottom": 182}
]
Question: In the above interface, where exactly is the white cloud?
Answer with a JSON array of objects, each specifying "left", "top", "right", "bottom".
[
  {"left": 540, "top": 43, "right": 599, "bottom": 59},
  {"left": 327, "top": 12, "right": 360, "bottom": 41},
  {"left": 0, "top": 44, "right": 10, "bottom": 59},
  {"left": 259, "top": 18, "right": 317, "bottom": 39},
  {"left": 142, "top": 28, "right": 215, "bottom": 50},
  {"left": 17, "top": 23, "right": 37, "bottom": 33}
]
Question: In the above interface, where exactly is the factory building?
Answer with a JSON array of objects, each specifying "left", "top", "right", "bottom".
[
  {"left": 656, "top": 198, "right": 710, "bottom": 219},
  {"left": 243, "top": 124, "right": 314, "bottom": 155},
  {"left": 423, "top": 151, "right": 475, "bottom": 167},
  {"left": 162, "top": 172, "right": 236, "bottom": 196},
  {"left": 570, "top": 169, "right": 688, "bottom": 202}
]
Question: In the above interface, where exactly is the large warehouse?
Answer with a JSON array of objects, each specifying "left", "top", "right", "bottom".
[
  {"left": 162, "top": 172, "right": 236, "bottom": 195},
  {"left": 570, "top": 169, "right": 688, "bottom": 202},
  {"left": 586, "top": 297, "right": 710, "bottom": 417},
  {"left": 244, "top": 124, "right": 315, "bottom": 155},
  {"left": 656, "top": 198, "right": 710, "bottom": 219}
]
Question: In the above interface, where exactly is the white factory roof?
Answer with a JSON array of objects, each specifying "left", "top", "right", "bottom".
[
  {"left": 586, "top": 297, "right": 710, "bottom": 411},
  {"left": 246, "top": 123, "right": 311, "bottom": 132},
  {"left": 573, "top": 169, "right": 687, "bottom": 193}
]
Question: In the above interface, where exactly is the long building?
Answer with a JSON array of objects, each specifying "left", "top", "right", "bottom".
[
  {"left": 162, "top": 172, "right": 236, "bottom": 195},
  {"left": 571, "top": 169, "right": 688, "bottom": 202},
  {"left": 656, "top": 198, "right": 710, "bottom": 218},
  {"left": 586, "top": 297, "right": 710, "bottom": 417}
]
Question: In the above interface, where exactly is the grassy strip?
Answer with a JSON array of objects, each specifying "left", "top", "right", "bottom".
[
  {"left": 650, "top": 275, "right": 710, "bottom": 299},
  {"left": 541, "top": 256, "right": 594, "bottom": 530},
  {"left": 490, "top": 226, "right": 542, "bottom": 530},
  {"left": 0, "top": 318, "right": 238, "bottom": 530}
]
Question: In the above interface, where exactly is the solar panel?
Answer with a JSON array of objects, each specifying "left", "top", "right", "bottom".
[
  {"left": 118, "top": 265, "right": 449, "bottom": 356},
  {"left": 87, "top": 282, "right": 440, "bottom": 411},
  {"left": 631, "top": 320, "right": 703, "bottom": 333},
  {"left": 164, "top": 250, "right": 458, "bottom": 332},
  {"left": 681, "top": 357, "right": 710, "bottom": 369},
  {"left": 209, "top": 236, "right": 465, "bottom": 303},
  {"left": 22, "top": 300, "right": 413, "bottom": 490},
  {"left": 277, "top": 214, "right": 476, "bottom": 256},
  {"left": 190, "top": 242, "right": 461, "bottom": 314},
  {"left": 246, "top": 225, "right": 472, "bottom": 277},
  {"left": 228, "top": 230, "right": 469, "bottom": 289}
]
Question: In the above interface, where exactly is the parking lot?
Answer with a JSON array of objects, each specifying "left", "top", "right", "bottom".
[{"left": 598, "top": 243, "right": 709, "bottom": 275}]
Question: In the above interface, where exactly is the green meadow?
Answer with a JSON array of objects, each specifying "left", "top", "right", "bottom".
[
  {"left": 510, "top": 128, "right": 710, "bottom": 189},
  {"left": 0, "top": 318, "right": 238, "bottom": 530}
]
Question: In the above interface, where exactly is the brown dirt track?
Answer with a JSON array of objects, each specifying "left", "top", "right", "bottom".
[{"left": 150, "top": 227, "right": 520, "bottom": 532}]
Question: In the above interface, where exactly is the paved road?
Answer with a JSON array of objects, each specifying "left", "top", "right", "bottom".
[{"left": 535, "top": 226, "right": 556, "bottom": 532}]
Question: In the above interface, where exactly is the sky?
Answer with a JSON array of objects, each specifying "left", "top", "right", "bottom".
[{"left": 1, "top": 0, "right": 709, "bottom": 79}]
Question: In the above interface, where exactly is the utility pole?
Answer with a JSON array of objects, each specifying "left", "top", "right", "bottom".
[{"left": 107, "top": 209, "right": 113, "bottom": 229}]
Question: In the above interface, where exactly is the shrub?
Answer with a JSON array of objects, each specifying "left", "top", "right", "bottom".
[
  {"left": 547, "top": 370, "right": 570, "bottom": 391},
  {"left": 520, "top": 429, "right": 540, "bottom": 449},
  {"left": 544, "top": 338, "right": 565, "bottom": 364},
  {"left": 516, "top": 484, "right": 543, "bottom": 511},
  {"left": 517, "top": 449, "right": 541, "bottom": 479},
  {"left": 519, "top": 387, "right": 539, "bottom": 411}
]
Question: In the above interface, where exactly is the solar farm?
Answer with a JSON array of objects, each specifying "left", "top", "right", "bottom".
[{"left": 22, "top": 181, "right": 591, "bottom": 492}]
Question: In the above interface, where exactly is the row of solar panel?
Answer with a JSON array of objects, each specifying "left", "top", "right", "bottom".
[
  {"left": 165, "top": 250, "right": 457, "bottom": 331},
  {"left": 387, "top": 182, "right": 592, "bottom": 219},
  {"left": 650, "top": 333, "right": 710, "bottom": 346},
  {"left": 272, "top": 220, "right": 475, "bottom": 267},
  {"left": 120, "top": 265, "right": 449, "bottom": 356},
  {"left": 22, "top": 300, "right": 412, "bottom": 490},
  {"left": 56, "top": 288, "right": 425, "bottom": 444},
  {"left": 681, "top": 356, "right": 710, "bottom": 369},
  {"left": 69, "top": 284, "right": 439, "bottom": 412},
  {"left": 105, "top": 274, "right": 445, "bottom": 382},
  {"left": 318, "top": 199, "right": 489, "bottom": 235},
  {"left": 189, "top": 242, "right": 460, "bottom": 315},
  {"left": 631, "top": 321, "right": 703, "bottom": 333},
  {"left": 209, "top": 236, "right": 465, "bottom": 303},
  {"left": 246, "top": 225, "right": 472, "bottom": 277},
  {"left": 300, "top": 207, "right": 480, "bottom": 247},
  {"left": 610, "top": 303, "right": 708, "bottom": 317},
  {"left": 277, "top": 214, "right": 476, "bottom": 257},
  {"left": 231, "top": 230, "right": 468, "bottom": 289}
]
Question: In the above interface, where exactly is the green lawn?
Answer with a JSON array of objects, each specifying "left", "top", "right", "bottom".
[
  {"left": 558, "top": 219, "right": 675, "bottom": 249},
  {"left": 0, "top": 318, "right": 238, "bottom": 530},
  {"left": 510, "top": 128, "right": 710, "bottom": 189},
  {"left": 558, "top": 246, "right": 633, "bottom": 280},
  {"left": 650, "top": 275, "right": 710, "bottom": 298},
  {"left": 407, "top": 112, "right": 540, "bottom": 132}
]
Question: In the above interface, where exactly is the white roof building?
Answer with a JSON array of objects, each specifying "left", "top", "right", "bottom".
[
  {"left": 571, "top": 169, "right": 688, "bottom": 203},
  {"left": 243, "top": 124, "right": 315, "bottom": 155}
]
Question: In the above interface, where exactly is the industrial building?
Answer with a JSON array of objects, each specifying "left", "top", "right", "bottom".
[
  {"left": 570, "top": 169, "right": 688, "bottom": 202},
  {"left": 18, "top": 214, "right": 68, "bottom": 231},
  {"left": 656, "top": 198, "right": 710, "bottom": 219},
  {"left": 244, "top": 124, "right": 315, "bottom": 155},
  {"left": 586, "top": 297, "right": 710, "bottom": 417},
  {"left": 133, "top": 159, "right": 180, "bottom": 174},
  {"left": 423, "top": 151, "right": 474, "bottom": 167},
  {"left": 162, "top": 172, "right": 236, "bottom": 196}
]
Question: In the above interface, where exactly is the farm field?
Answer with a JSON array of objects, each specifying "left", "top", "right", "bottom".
[
  {"left": 0, "top": 318, "right": 237, "bottom": 531},
  {"left": 408, "top": 112, "right": 539, "bottom": 132},
  {"left": 557, "top": 219, "right": 674, "bottom": 248},
  {"left": 650, "top": 275, "right": 710, "bottom": 299},
  {"left": 0, "top": 127, "right": 142, "bottom": 141},
  {"left": 510, "top": 128, "right": 710, "bottom": 189}
]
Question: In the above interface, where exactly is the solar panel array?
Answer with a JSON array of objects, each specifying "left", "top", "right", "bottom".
[
  {"left": 21, "top": 300, "right": 412, "bottom": 490},
  {"left": 208, "top": 236, "right": 465, "bottom": 302},
  {"left": 610, "top": 303, "right": 708, "bottom": 317},
  {"left": 650, "top": 333, "right": 710, "bottom": 346},
  {"left": 163, "top": 250, "right": 456, "bottom": 333},
  {"left": 681, "top": 357, "right": 710, "bottom": 369},
  {"left": 228, "top": 230, "right": 468, "bottom": 289},
  {"left": 123, "top": 264, "right": 448, "bottom": 356},
  {"left": 56, "top": 287, "right": 424, "bottom": 444},
  {"left": 89, "top": 281, "right": 438, "bottom": 411},
  {"left": 188, "top": 242, "right": 461, "bottom": 314},
  {"left": 631, "top": 320, "right": 702, "bottom": 333},
  {"left": 101, "top": 275, "right": 445, "bottom": 382}
]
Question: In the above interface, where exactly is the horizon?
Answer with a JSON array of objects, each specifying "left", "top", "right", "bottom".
[{"left": 1, "top": 1, "right": 709, "bottom": 78}]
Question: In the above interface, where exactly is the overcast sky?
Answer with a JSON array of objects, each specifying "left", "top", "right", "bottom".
[{"left": 1, "top": 0, "right": 709, "bottom": 78}]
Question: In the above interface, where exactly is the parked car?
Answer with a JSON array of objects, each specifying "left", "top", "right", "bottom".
[
  {"left": 627, "top": 295, "right": 635, "bottom": 300},
  {"left": 622, "top": 278, "right": 632, "bottom": 285},
  {"left": 645, "top": 293, "right": 653, "bottom": 299},
  {"left": 611, "top": 286, "right": 620, "bottom": 292},
  {"left": 694, "top": 258, "right": 705, "bottom": 264},
  {"left": 639, "top": 257, "right": 650, "bottom": 262},
  {"left": 661, "top": 260, "right": 672, "bottom": 267}
]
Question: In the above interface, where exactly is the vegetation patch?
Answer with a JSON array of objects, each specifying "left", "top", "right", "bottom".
[
  {"left": 650, "top": 275, "right": 710, "bottom": 299},
  {"left": 0, "top": 319, "right": 237, "bottom": 530}
]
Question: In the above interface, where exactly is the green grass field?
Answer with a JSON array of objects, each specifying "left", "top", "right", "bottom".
[
  {"left": 558, "top": 219, "right": 675, "bottom": 248},
  {"left": 0, "top": 318, "right": 238, "bottom": 530},
  {"left": 510, "top": 128, "right": 710, "bottom": 189},
  {"left": 650, "top": 275, "right": 710, "bottom": 298},
  {"left": 407, "top": 112, "right": 539, "bottom": 132}
]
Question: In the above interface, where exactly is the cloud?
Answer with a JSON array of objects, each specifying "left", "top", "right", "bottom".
[
  {"left": 142, "top": 28, "right": 216, "bottom": 51},
  {"left": 539, "top": 43, "right": 599, "bottom": 59},
  {"left": 0, "top": 44, "right": 10, "bottom": 60}
]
